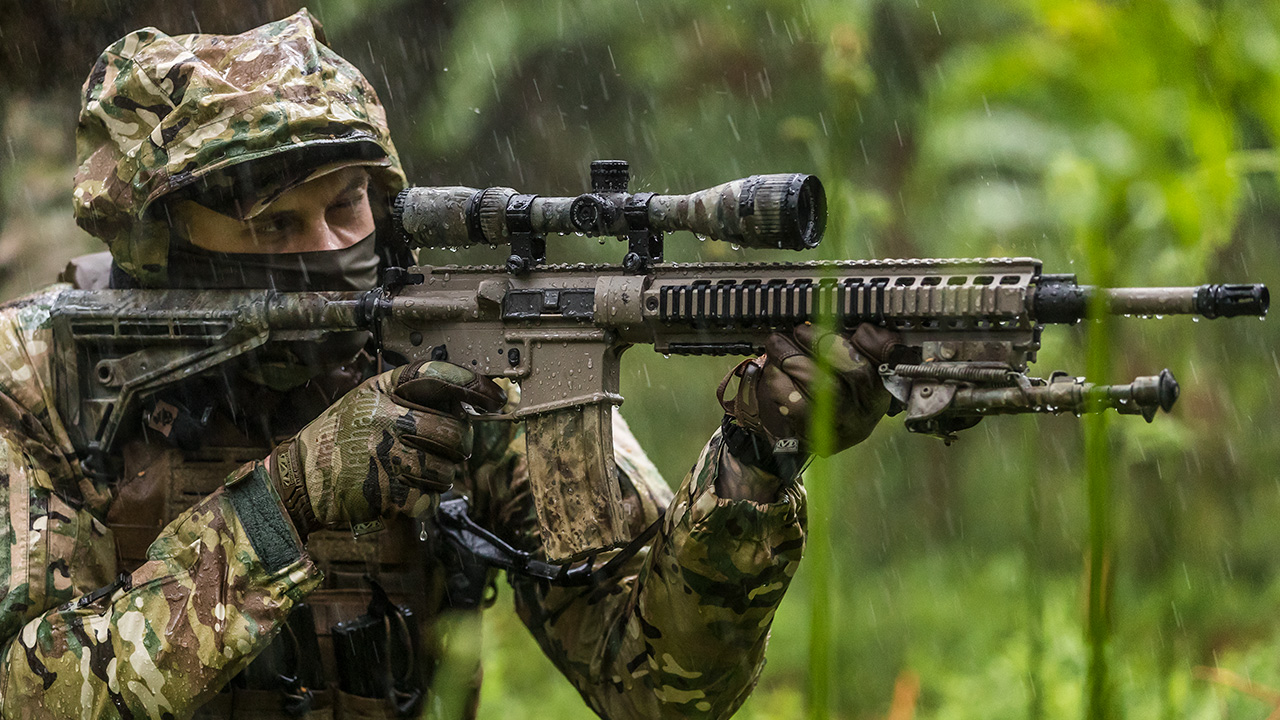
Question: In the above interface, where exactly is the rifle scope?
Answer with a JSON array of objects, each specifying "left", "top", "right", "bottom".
[{"left": 393, "top": 161, "right": 825, "bottom": 267}]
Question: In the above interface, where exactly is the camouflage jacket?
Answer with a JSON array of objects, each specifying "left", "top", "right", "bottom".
[{"left": 0, "top": 285, "right": 807, "bottom": 719}]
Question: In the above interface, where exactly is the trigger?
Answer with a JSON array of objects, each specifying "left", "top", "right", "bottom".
[{"left": 461, "top": 402, "right": 517, "bottom": 422}]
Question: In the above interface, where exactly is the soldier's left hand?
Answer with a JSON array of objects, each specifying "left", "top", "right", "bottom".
[{"left": 720, "top": 323, "right": 899, "bottom": 459}]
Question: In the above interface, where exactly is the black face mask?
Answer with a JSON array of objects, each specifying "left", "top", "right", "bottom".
[
  {"left": 165, "top": 231, "right": 380, "bottom": 291},
  {"left": 164, "top": 232, "right": 381, "bottom": 389}
]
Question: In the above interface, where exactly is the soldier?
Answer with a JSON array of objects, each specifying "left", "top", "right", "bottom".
[{"left": 0, "top": 10, "right": 893, "bottom": 720}]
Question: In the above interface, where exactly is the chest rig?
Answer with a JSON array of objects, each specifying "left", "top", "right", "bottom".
[
  {"left": 55, "top": 255, "right": 543, "bottom": 718},
  {"left": 105, "top": 362, "right": 465, "bottom": 720}
]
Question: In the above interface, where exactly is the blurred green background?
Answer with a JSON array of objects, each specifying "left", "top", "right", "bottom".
[{"left": 3, "top": 0, "right": 1279, "bottom": 717}]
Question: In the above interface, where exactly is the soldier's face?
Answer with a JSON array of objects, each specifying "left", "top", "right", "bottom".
[{"left": 173, "top": 167, "right": 375, "bottom": 254}]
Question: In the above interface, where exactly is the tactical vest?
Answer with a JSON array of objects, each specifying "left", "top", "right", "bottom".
[
  {"left": 111, "top": 437, "right": 458, "bottom": 720},
  {"left": 64, "top": 254, "right": 477, "bottom": 720}
]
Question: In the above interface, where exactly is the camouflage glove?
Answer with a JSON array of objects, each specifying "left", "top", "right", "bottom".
[
  {"left": 719, "top": 323, "right": 899, "bottom": 466},
  {"left": 269, "top": 360, "right": 506, "bottom": 538}
]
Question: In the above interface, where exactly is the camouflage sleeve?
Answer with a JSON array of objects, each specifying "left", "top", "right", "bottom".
[
  {"left": 0, "top": 435, "right": 321, "bottom": 718},
  {"left": 473, "top": 415, "right": 806, "bottom": 720}
]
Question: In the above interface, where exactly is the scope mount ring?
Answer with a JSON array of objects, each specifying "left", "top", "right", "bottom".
[{"left": 504, "top": 193, "right": 545, "bottom": 276}]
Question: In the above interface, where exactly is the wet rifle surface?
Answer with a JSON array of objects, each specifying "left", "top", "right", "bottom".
[{"left": 51, "top": 161, "right": 1270, "bottom": 562}]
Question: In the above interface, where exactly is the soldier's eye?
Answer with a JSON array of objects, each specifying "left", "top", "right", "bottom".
[
  {"left": 252, "top": 218, "right": 289, "bottom": 235},
  {"left": 246, "top": 215, "right": 299, "bottom": 244},
  {"left": 328, "top": 190, "right": 366, "bottom": 214}
]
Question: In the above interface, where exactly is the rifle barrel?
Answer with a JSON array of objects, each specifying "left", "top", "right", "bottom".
[
  {"left": 1034, "top": 279, "right": 1269, "bottom": 323},
  {"left": 1102, "top": 285, "right": 1269, "bottom": 319}
]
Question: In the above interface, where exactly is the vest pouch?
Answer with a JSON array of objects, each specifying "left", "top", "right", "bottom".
[
  {"left": 228, "top": 688, "right": 334, "bottom": 720},
  {"left": 192, "top": 684, "right": 335, "bottom": 719},
  {"left": 334, "top": 689, "right": 404, "bottom": 720},
  {"left": 235, "top": 603, "right": 327, "bottom": 716},
  {"left": 330, "top": 580, "right": 422, "bottom": 717}
]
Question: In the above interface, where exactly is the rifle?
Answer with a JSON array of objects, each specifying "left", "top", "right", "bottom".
[{"left": 50, "top": 161, "right": 1269, "bottom": 561}]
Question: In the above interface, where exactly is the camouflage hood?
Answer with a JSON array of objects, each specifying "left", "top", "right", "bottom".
[{"left": 72, "top": 9, "right": 406, "bottom": 287}]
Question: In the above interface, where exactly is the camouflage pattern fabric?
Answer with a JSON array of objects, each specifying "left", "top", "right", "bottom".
[
  {"left": 0, "top": 287, "right": 322, "bottom": 716},
  {"left": 24, "top": 10, "right": 809, "bottom": 714},
  {"left": 72, "top": 10, "right": 405, "bottom": 287},
  {"left": 271, "top": 360, "right": 506, "bottom": 537},
  {"left": 720, "top": 324, "right": 895, "bottom": 456},
  {"left": 0, "top": 283, "right": 808, "bottom": 718},
  {"left": 466, "top": 408, "right": 807, "bottom": 719}
]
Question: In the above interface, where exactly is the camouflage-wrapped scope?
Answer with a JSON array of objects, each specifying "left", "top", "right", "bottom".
[{"left": 393, "top": 172, "right": 825, "bottom": 253}]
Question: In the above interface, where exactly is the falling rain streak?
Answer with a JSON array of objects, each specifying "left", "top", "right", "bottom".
[{"left": 1, "top": 1, "right": 1277, "bottom": 719}]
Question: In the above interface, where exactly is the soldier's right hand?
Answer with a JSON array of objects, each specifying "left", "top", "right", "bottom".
[{"left": 267, "top": 360, "right": 507, "bottom": 537}]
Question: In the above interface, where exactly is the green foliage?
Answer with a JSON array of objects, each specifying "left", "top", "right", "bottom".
[
  {"left": 397, "top": 0, "right": 1280, "bottom": 718},
  {"left": 5, "top": 0, "right": 1279, "bottom": 717}
]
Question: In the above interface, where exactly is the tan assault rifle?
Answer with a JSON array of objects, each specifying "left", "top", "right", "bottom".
[{"left": 51, "top": 161, "right": 1269, "bottom": 561}]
